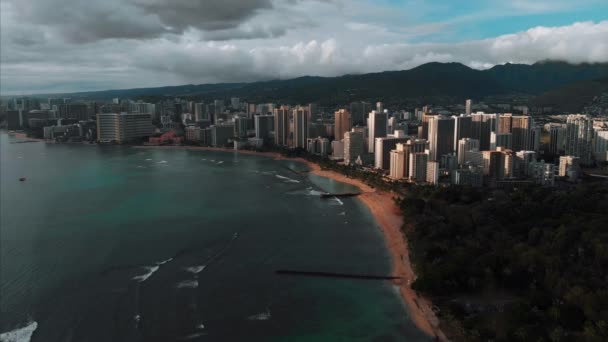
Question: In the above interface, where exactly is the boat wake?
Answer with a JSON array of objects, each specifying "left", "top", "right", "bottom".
[{"left": 0, "top": 321, "right": 38, "bottom": 342}]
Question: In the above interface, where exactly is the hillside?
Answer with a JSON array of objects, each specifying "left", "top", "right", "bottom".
[
  {"left": 530, "top": 78, "right": 608, "bottom": 113},
  {"left": 30, "top": 61, "right": 608, "bottom": 108}
]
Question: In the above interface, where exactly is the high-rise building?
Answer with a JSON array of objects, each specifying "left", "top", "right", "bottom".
[
  {"left": 426, "top": 161, "right": 440, "bottom": 184},
  {"left": 376, "top": 102, "right": 384, "bottom": 113},
  {"left": 97, "top": 113, "right": 153, "bottom": 143},
  {"left": 273, "top": 106, "right": 291, "bottom": 147},
  {"left": 559, "top": 156, "right": 581, "bottom": 178},
  {"left": 344, "top": 129, "right": 365, "bottom": 165},
  {"left": 59, "top": 103, "right": 89, "bottom": 121},
  {"left": 254, "top": 115, "right": 274, "bottom": 141},
  {"left": 565, "top": 114, "right": 593, "bottom": 165},
  {"left": 292, "top": 106, "right": 310, "bottom": 148},
  {"left": 234, "top": 117, "right": 249, "bottom": 139},
  {"left": 465, "top": 99, "right": 472, "bottom": 116},
  {"left": 528, "top": 161, "right": 556, "bottom": 186},
  {"left": 194, "top": 103, "right": 208, "bottom": 122},
  {"left": 307, "top": 137, "right": 330, "bottom": 156},
  {"left": 471, "top": 112, "right": 497, "bottom": 150},
  {"left": 389, "top": 143, "right": 410, "bottom": 180},
  {"left": 409, "top": 151, "right": 429, "bottom": 182},
  {"left": 211, "top": 124, "right": 234, "bottom": 147},
  {"left": 497, "top": 113, "right": 512, "bottom": 134},
  {"left": 428, "top": 116, "right": 455, "bottom": 161},
  {"left": 549, "top": 125, "right": 566, "bottom": 156},
  {"left": 334, "top": 109, "right": 351, "bottom": 141},
  {"left": 420, "top": 113, "right": 437, "bottom": 140},
  {"left": 367, "top": 110, "right": 388, "bottom": 153},
  {"left": 331, "top": 140, "right": 344, "bottom": 159},
  {"left": 452, "top": 166, "right": 483, "bottom": 187},
  {"left": 515, "top": 151, "right": 537, "bottom": 177},
  {"left": 594, "top": 130, "right": 608, "bottom": 162},
  {"left": 457, "top": 138, "right": 480, "bottom": 166},
  {"left": 230, "top": 97, "right": 240, "bottom": 110},
  {"left": 482, "top": 148, "right": 514, "bottom": 181},
  {"left": 374, "top": 131, "right": 409, "bottom": 170},
  {"left": 453, "top": 114, "right": 472, "bottom": 153},
  {"left": 511, "top": 115, "right": 533, "bottom": 151},
  {"left": 490, "top": 131, "right": 513, "bottom": 150},
  {"left": 349, "top": 101, "right": 371, "bottom": 126}
]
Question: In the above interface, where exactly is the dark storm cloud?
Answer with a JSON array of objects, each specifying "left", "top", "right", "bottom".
[
  {"left": 6, "top": 0, "right": 276, "bottom": 43},
  {"left": 132, "top": 0, "right": 273, "bottom": 31}
]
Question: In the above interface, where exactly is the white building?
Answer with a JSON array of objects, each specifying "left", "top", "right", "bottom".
[{"left": 97, "top": 112, "right": 153, "bottom": 143}]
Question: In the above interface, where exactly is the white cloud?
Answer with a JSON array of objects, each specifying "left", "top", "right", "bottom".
[{"left": 1, "top": 0, "right": 607, "bottom": 95}]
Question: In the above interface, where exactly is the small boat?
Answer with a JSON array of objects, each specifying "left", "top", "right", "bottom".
[{"left": 19, "top": 177, "right": 26, "bottom": 182}]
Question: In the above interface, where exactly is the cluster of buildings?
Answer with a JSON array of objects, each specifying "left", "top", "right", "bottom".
[{"left": 3, "top": 95, "right": 607, "bottom": 187}]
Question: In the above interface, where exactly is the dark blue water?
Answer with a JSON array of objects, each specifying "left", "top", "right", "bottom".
[{"left": 0, "top": 133, "right": 429, "bottom": 341}]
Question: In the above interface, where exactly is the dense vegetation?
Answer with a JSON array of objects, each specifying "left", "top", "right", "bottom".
[
  {"left": 43, "top": 61, "right": 608, "bottom": 111},
  {"left": 398, "top": 183, "right": 608, "bottom": 341}
]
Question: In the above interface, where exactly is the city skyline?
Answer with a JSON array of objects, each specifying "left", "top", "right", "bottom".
[{"left": 1, "top": 0, "right": 608, "bottom": 95}]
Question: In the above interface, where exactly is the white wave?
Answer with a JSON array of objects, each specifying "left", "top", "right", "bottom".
[
  {"left": 216, "top": 161, "right": 224, "bottom": 164},
  {"left": 275, "top": 175, "right": 300, "bottom": 183},
  {"left": 145, "top": 158, "right": 153, "bottom": 161},
  {"left": 333, "top": 197, "right": 344, "bottom": 206},
  {"left": 157, "top": 258, "right": 173, "bottom": 265},
  {"left": 184, "top": 265, "right": 206, "bottom": 274},
  {"left": 136, "top": 165, "right": 146, "bottom": 169},
  {"left": 176, "top": 280, "right": 199, "bottom": 289},
  {"left": 195, "top": 323, "right": 205, "bottom": 330},
  {"left": 338, "top": 211, "right": 346, "bottom": 216},
  {"left": 157, "top": 160, "right": 168, "bottom": 164},
  {"left": 309, "top": 190, "right": 324, "bottom": 196},
  {"left": 17, "top": 156, "right": 23, "bottom": 159},
  {"left": 181, "top": 332, "right": 207, "bottom": 340},
  {"left": 210, "top": 160, "right": 215, "bottom": 162},
  {"left": 132, "top": 258, "right": 173, "bottom": 282},
  {"left": 0, "top": 321, "right": 38, "bottom": 342},
  {"left": 247, "top": 309, "right": 271, "bottom": 321},
  {"left": 132, "top": 265, "right": 159, "bottom": 282}
]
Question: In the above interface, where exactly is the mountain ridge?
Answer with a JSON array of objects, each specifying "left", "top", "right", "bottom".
[{"left": 13, "top": 61, "right": 608, "bottom": 111}]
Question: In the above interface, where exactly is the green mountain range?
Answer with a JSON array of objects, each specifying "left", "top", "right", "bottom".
[{"left": 42, "top": 61, "right": 608, "bottom": 112}]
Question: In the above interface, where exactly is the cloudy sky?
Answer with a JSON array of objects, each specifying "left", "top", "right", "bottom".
[{"left": 1, "top": 0, "right": 607, "bottom": 95}]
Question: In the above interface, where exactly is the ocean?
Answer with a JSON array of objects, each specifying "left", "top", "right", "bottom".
[{"left": 0, "top": 133, "right": 429, "bottom": 341}]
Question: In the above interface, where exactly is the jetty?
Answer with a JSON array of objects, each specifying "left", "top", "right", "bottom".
[{"left": 275, "top": 269, "right": 401, "bottom": 281}]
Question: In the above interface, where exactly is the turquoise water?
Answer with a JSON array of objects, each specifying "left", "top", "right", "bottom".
[{"left": 0, "top": 133, "right": 429, "bottom": 341}]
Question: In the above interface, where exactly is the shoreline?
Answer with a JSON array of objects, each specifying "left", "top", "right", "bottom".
[{"left": 133, "top": 145, "right": 446, "bottom": 340}]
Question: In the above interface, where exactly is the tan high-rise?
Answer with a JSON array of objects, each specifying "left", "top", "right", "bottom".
[{"left": 334, "top": 109, "right": 351, "bottom": 141}]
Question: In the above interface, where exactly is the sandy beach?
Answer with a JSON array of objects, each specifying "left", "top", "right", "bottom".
[{"left": 134, "top": 145, "right": 446, "bottom": 340}]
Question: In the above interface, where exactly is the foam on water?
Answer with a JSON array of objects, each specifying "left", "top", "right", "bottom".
[
  {"left": 0, "top": 321, "right": 38, "bottom": 342},
  {"left": 132, "top": 265, "right": 159, "bottom": 282},
  {"left": 333, "top": 197, "right": 344, "bottom": 206},
  {"left": 275, "top": 175, "right": 300, "bottom": 183},
  {"left": 132, "top": 258, "right": 173, "bottom": 282},
  {"left": 184, "top": 265, "right": 206, "bottom": 274},
  {"left": 176, "top": 280, "right": 199, "bottom": 289},
  {"left": 217, "top": 161, "right": 224, "bottom": 164},
  {"left": 338, "top": 211, "right": 346, "bottom": 216},
  {"left": 247, "top": 309, "right": 271, "bottom": 321},
  {"left": 157, "top": 160, "right": 168, "bottom": 164},
  {"left": 145, "top": 158, "right": 153, "bottom": 161},
  {"left": 181, "top": 332, "right": 207, "bottom": 340}
]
